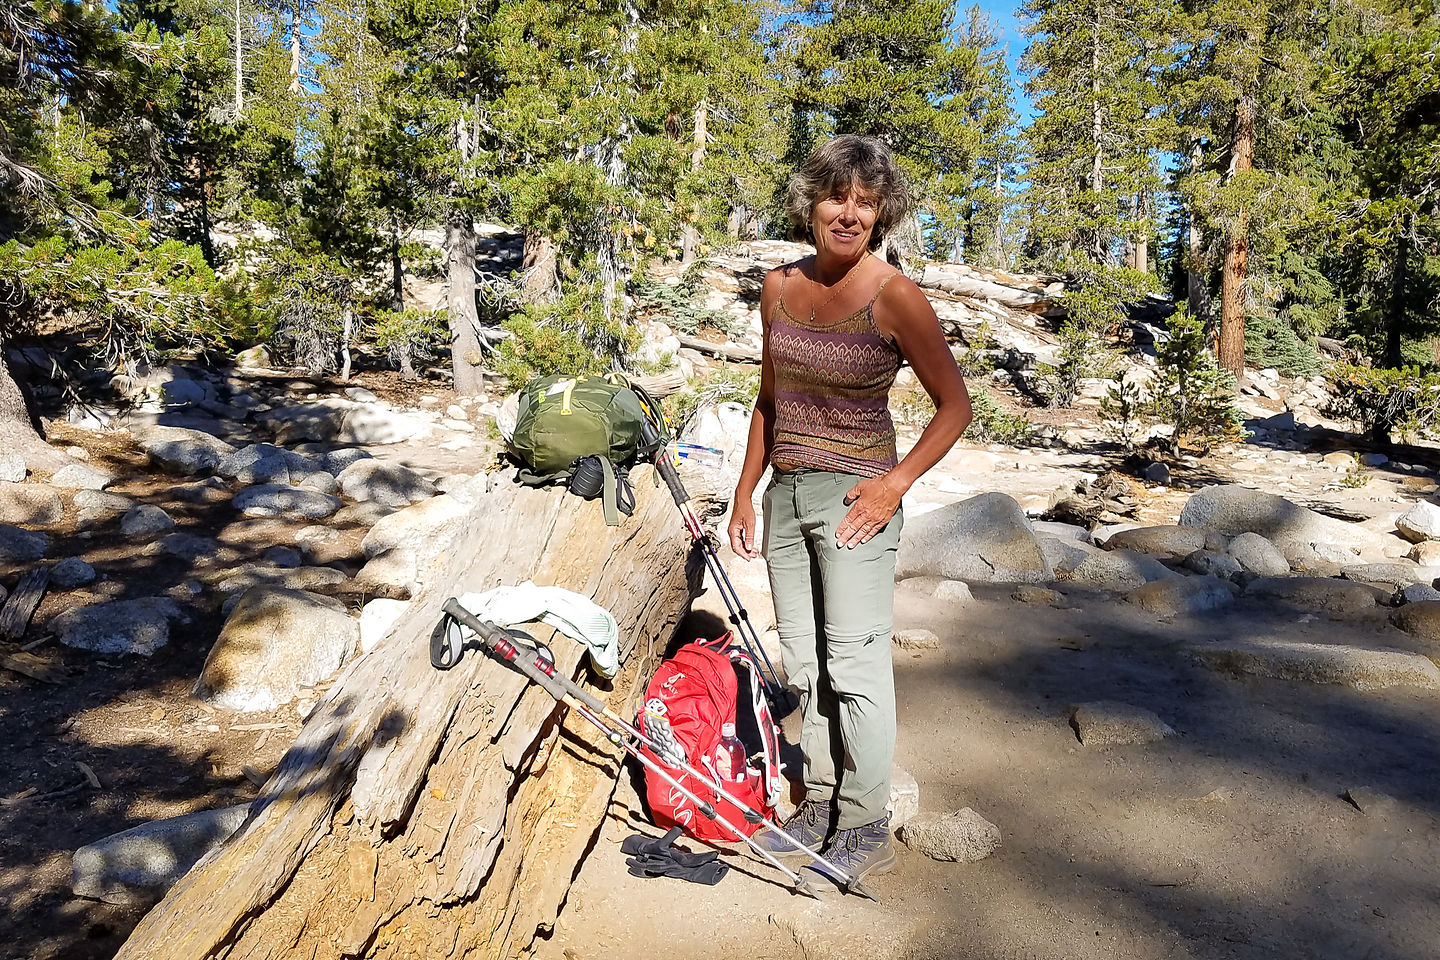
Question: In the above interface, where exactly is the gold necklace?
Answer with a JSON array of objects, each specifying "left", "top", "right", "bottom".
[{"left": 809, "top": 259, "right": 865, "bottom": 322}]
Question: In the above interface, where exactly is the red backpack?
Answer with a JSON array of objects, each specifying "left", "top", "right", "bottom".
[{"left": 636, "top": 636, "right": 782, "bottom": 841}]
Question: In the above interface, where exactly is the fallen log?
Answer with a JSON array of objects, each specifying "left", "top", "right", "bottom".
[
  {"left": 115, "top": 467, "right": 701, "bottom": 960},
  {"left": 677, "top": 334, "right": 762, "bottom": 363},
  {"left": 918, "top": 265, "right": 1053, "bottom": 313}
]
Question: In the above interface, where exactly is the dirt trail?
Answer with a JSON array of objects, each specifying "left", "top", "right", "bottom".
[{"left": 534, "top": 442, "right": 1440, "bottom": 960}]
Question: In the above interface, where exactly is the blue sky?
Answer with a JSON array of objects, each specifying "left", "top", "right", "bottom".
[{"left": 972, "top": 0, "right": 1036, "bottom": 123}]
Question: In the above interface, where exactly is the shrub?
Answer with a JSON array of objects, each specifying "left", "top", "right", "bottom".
[
  {"left": 1325, "top": 363, "right": 1440, "bottom": 443},
  {"left": 664, "top": 366, "right": 760, "bottom": 435},
  {"left": 630, "top": 262, "right": 746, "bottom": 340},
  {"left": 496, "top": 283, "right": 641, "bottom": 387},
  {"left": 1035, "top": 264, "right": 1155, "bottom": 407},
  {"left": 370, "top": 308, "right": 447, "bottom": 380},
  {"left": 1148, "top": 308, "right": 1246, "bottom": 454},
  {"left": 1099, "top": 374, "right": 1149, "bottom": 450},
  {"left": 955, "top": 321, "right": 998, "bottom": 378},
  {"left": 964, "top": 388, "right": 1034, "bottom": 445},
  {"left": 1244, "top": 312, "right": 1321, "bottom": 378}
]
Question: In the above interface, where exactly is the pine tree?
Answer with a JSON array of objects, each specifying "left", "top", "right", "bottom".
[
  {"left": 794, "top": 1, "right": 1004, "bottom": 259},
  {"left": 1019, "top": 0, "right": 1177, "bottom": 269}
]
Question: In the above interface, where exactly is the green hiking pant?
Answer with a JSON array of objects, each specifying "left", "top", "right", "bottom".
[{"left": 761, "top": 467, "right": 903, "bottom": 830}]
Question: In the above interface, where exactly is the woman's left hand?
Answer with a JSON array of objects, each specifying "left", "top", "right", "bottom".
[{"left": 836, "top": 475, "right": 904, "bottom": 549}]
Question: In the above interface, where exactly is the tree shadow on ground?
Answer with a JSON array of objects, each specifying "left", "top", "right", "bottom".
[{"left": 890, "top": 588, "right": 1440, "bottom": 960}]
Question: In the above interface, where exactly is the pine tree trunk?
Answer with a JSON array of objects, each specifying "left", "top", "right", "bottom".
[
  {"left": 1089, "top": 11, "right": 1106, "bottom": 264},
  {"left": 1385, "top": 225, "right": 1409, "bottom": 369},
  {"left": 391, "top": 228, "right": 404, "bottom": 311},
  {"left": 114, "top": 474, "right": 700, "bottom": 960},
  {"left": 681, "top": 99, "right": 707, "bottom": 264},
  {"left": 339, "top": 307, "right": 353, "bottom": 381},
  {"left": 1218, "top": 96, "right": 1255, "bottom": 380},
  {"left": 289, "top": 1, "right": 302, "bottom": 93},
  {"left": 520, "top": 231, "right": 558, "bottom": 304},
  {"left": 1186, "top": 144, "right": 1208, "bottom": 321},
  {"left": 985, "top": 167, "right": 1005, "bottom": 267},
  {"left": 0, "top": 352, "right": 67, "bottom": 471},
  {"left": 446, "top": 211, "right": 486, "bottom": 396},
  {"left": 726, "top": 206, "right": 742, "bottom": 239},
  {"left": 233, "top": 0, "right": 244, "bottom": 118},
  {"left": 1132, "top": 192, "right": 1148, "bottom": 274}
]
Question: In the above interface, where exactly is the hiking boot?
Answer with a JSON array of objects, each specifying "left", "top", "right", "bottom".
[
  {"left": 755, "top": 799, "right": 837, "bottom": 856},
  {"left": 805, "top": 816, "right": 895, "bottom": 884}
]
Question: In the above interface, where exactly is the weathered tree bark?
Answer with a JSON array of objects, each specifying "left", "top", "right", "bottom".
[
  {"left": 446, "top": 211, "right": 486, "bottom": 396},
  {"left": 117, "top": 471, "right": 700, "bottom": 960},
  {"left": 676, "top": 334, "right": 760, "bottom": 363},
  {"left": 1185, "top": 144, "right": 1210, "bottom": 323},
  {"left": 680, "top": 99, "right": 707, "bottom": 265},
  {"left": 1218, "top": 96, "right": 1255, "bottom": 379},
  {"left": 917, "top": 266, "right": 1050, "bottom": 311},
  {"left": 0, "top": 352, "right": 67, "bottom": 471},
  {"left": 391, "top": 226, "right": 405, "bottom": 312},
  {"left": 1089, "top": 11, "right": 1106, "bottom": 264},
  {"left": 1385, "top": 223, "right": 1410, "bottom": 369},
  {"left": 520, "top": 231, "right": 558, "bottom": 304},
  {"left": 1132, "top": 191, "right": 1148, "bottom": 275},
  {"left": 233, "top": 0, "right": 244, "bottom": 118},
  {"left": 339, "top": 307, "right": 354, "bottom": 381}
]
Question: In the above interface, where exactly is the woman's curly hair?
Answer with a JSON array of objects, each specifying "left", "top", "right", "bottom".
[{"left": 785, "top": 135, "right": 912, "bottom": 252}]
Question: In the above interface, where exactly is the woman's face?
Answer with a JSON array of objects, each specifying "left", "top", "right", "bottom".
[{"left": 810, "top": 180, "right": 879, "bottom": 260}]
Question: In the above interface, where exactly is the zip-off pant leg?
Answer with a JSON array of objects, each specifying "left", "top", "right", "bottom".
[{"left": 762, "top": 468, "right": 902, "bottom": 829}]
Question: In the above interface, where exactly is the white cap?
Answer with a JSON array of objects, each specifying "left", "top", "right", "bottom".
[{"left": 721, "top": 722, "right": 736, "bottom": 737}]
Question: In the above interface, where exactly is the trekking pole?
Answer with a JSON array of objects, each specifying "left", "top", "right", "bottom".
[
  {"left": 637, "top": 420, "right": 797, "bottom": 717},
  {"left": 439, "top": 599, "right": 879, "bottom": 901}
]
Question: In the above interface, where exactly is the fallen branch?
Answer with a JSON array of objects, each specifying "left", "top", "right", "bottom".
[{"left": 677, "top": 335, "right": 761, "bottom": 363}]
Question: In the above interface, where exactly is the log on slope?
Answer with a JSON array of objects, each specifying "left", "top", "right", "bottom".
[{"left": 115, "top": 466, "right": 700, "bottom": 960}]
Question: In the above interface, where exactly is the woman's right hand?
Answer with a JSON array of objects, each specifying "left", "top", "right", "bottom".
[{"left": 728, "top": 498, "right": 760, "bottom": 560}]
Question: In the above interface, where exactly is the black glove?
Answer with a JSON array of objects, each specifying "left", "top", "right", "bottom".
[{"left": 621, "top": 827, "right": 730, "bottom": 885}]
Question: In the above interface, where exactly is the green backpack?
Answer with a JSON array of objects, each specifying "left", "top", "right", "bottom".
[{"left": 510, "top": 373, "right": 668, "bottom": 525}]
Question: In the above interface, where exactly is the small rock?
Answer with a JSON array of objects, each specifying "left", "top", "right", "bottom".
[
  {"left": 898, "top": 808, "right": 1001, "bottom": 863},
  {"left": 170, "top": 477, "right": 231, "bottom": 505},
  {"left": 1038, "top": 536, "right": 1100, "bottom": 579},
  {"left": 0, "top": 523, "right": 49, "bottom": 561},
  {"left": 263, "top": 546, "right": 302, "bottom": 569},
  {"left": 1323, "top": 451, "right": 1356, "bottom": 469},
  {"left": 135, "top": 426, "right": 235, "bottom": 476},
  {"left": 50, "top": 597, "right": 187, "bottom": 656},
  {"left": 1398, "top": 583, "right": 1440, "bottom": 605},
  {"left": 1127, "top": 576, "right": 1233, "bottom": 617},
  {"left": 1401, "top": 476, "right": 1438, "bottom": 495},
  {"left": 196, "top": 587, "right": 358, "bottom": 711},
  {"left": 1069, "top": 701, "right": 1175, "bottom": 746},
  {"left": 1360, "top": 453, "right": 1389, "bottom": 467},
  {"left": 233, "top": 484, "right": 341, "bottom": 520},
  {"left": 337, "top": 407, "right": 430, "bottom": 445},
  {"left": 1183, "top": 549, "right": 1243, "bottom": 580},
  {"left": 887, "top": 767, "right": 920, "bottom": 829},
  {"left": 50, "top": 463, "right": 113, "bottom": 490},
  {"left": 1226, "top": 532, "right": 1290, "bottom": 577},
  {"left": 337, "top": 459, "right": 437, "bottom": 507},
  {"left": 893, "top": 628, "right": 940, "bottom": 650},
  {"left": 1340, "top": 562, "right": 1425, "bottom": 587},
  {"left": 234, "top": 344, "right": 271, "bottom": 368},
  {"left": 445, "top": 404, "right": 468, "bottom": 421},
  {"left": 121, "top": 504, "right": 175, "bottom": 537},
  {"left": 1012, "top": 585, "right": 1062, "bottom": 604},
  {"left": 1103, "top": 525, "right": 1210, "bottom": 560},
  {"left": 1142, "top": 462, "right": 1171, "bottom": 485},
  {"left": 359, "top": 598, "right": 410, "bottom": 653},
  {"left": 0, "top": 454, "right": 25, "bottom": 483},
  {"left": 1390, "top": 601, "right": 1440, "bottom": 641},
  {"left": 1396, "top": 501, "right": 1440, "bottom": 543},
  {"left": 155, "top": 533, "right": 222, "bottom": 562},
  {"left": 71, "top": 803, "right": 252, "bottom": 904},
  {"left": 344, "top": 386, "right": 379, "bottom": 403},
  {"left": 50, "top": 558, "right": 97, "bottom": 589},
  {"left": 0, "top": 482, "right": 63, "bottom": 525},
  {"left": 73, "top": 489, "right": 134, "bottom": 524},
  {"left": 1244, "top": 577, "right": 1382, "bottom": 619},
  {"left": 214, "top": 565, "right": 348, "bottom": 598},
  {"left": 1196, "top": 638, "right": 1440, "bottom": 691},
  {"left": 1071, "top": 550, "right": 1176, "bottom": 590},
  {"left": 1408, "top": 541, "right": 1440, "bottom": 565},
  {"left": 932, "top": 579, "right": 974, "bottom": 605},
  {"left": 166, "top": 580, "right": 204, "bottom": 600},
  {"left": 294, "top": 471, "right": 339, "bottom": 495}
]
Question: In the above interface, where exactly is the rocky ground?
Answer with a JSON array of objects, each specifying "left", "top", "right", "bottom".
[{"left": 2, "top": 241, "right": 1439, "bottom": 960}]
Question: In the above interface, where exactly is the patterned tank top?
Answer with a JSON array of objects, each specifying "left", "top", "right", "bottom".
[{"left": 768, "top": 267, "right": 903, "bottom": 477}]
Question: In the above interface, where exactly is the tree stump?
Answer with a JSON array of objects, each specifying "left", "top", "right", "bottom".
[{"left": 116, "top": 466, "right": 703, "bottom": 960}]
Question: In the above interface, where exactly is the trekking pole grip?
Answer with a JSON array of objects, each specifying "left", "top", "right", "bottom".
[
  {"left": 441, "top": 599, "right": 608, "bottom": 713},
  {"left": 640, "top": 419, "right": 690, "bottom": 507}
]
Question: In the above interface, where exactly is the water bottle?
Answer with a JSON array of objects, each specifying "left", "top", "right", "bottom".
[{"left": 714, "top": 723, "right": 748, "bottom": 785}]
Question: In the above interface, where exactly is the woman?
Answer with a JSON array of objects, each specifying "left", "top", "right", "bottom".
[{"left": 727, "top": 135, "right": 972, "bottom": 882}]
